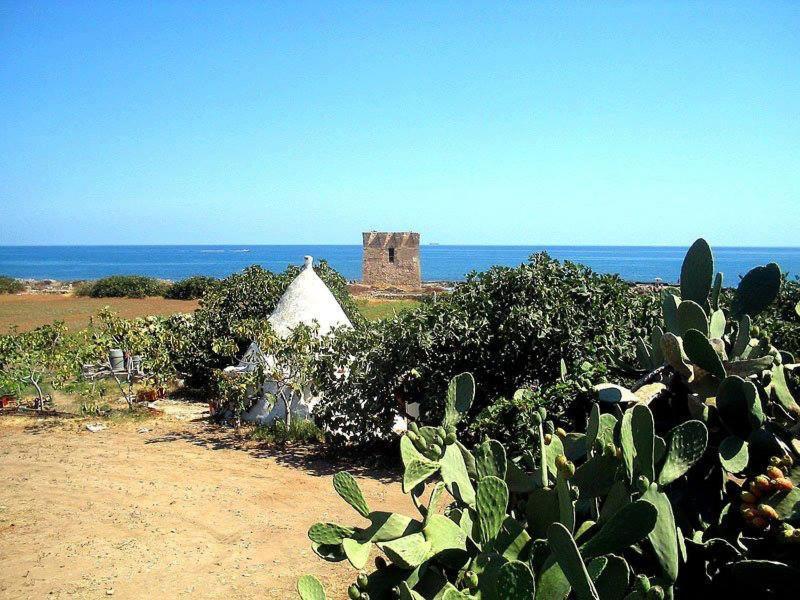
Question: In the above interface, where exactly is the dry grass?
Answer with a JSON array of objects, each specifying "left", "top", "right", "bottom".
[
  {"left": 355, "top": 297, "right": 420, "bottom": 320},
  {"left": 0, "top": 294, "right": 198, "bottom": 332}
]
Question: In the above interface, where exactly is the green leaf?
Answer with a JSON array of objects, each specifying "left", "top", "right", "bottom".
[
  {"left": 297, "top": 575, "right": 326, "bottom": 600},
  {"left": 580, "top": 500, "right": 658, "bottom": 558},
  {"left": 732, "top": 315, "right": 752, "bottom": 358},
  {"left": 719, "top": 435, "right": 749, "bottom": 473},
  {"left": 378, "top": 532, "right": 431, "bottom": 569},
  {"left": 307, "top": 522, "right": 354, "bottom": 545},
  {"left": 642, "top": 483, "right": 679, "bottom": 583},
  {"left": 710, "top": 272, "right": 723, "bottom": 310},
  {"left": 733, "top": 262, "right": 782, "bottom": 317},
  {"left": 661, "top": 291, "right": 681, "bottom": 335},
  {"left": 677, "top": 300, "right": 709, "bottom": 337},
  {"left": 680, "top": 238, "right": 714, "bottom": 305},
  {"left": 717, "top": 376, "right": 763, "bottom": 439},
  {"left": 770, "top": 364, "right": 800, "bottom": 417},
  {"left": 496, "top": 560, "right": 536, "bottom": 600},
  {"left": 358, "top": 511, "right": 420, "bottom": 543},
  {"left": 658, "top": 420, "right": 708, "bottom": 485},
  {"left": 333, "top": 472, "right": 370, "bottom": 518},
  {"left": 475, "top": 438, "right": 508, "bottom": 480},
  {"left": 683, "top": 329, "right": 726, "bottom": 380},
  {"left": 477, "top": 476, "right": 509, "bottom": 544},
  {"left": 547, "top": 522, "right": 600, "bottom": 600},
  {"left": 444, "top": 372, "right": 475, "bottom": 427},
  {"left": 342, "top": 537, "right": 371, "bottom": 569},
  {"left": 440, "top": 443, "right": 476, "bottom": 507},
  {"left": 403, "top": 459, "right": 440, "bottom": 493},
  {"left": 423, "top": 513, "right": 468, "bottom": 558},
  {"left": 709, "top": 308, "right": 726, "bottom": 339}
]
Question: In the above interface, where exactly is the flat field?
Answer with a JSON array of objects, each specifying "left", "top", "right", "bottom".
[
  {"left": 0, "top": 294, "right": 419, "bottom": 332},
  {"left": 0, "top": 407, "right": 411, "bottom": 599},
  {"left": 0, "top": 294, "right": 199, "bottom": 332}
]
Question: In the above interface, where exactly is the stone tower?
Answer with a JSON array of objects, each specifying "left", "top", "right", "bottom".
[{"left": 362, "top": 231, "right": 421, "bottom": 289}]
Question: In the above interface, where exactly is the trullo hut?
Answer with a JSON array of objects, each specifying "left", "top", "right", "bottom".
[{"left": 224, "top": 255, "right": 352, "bottom": 424}]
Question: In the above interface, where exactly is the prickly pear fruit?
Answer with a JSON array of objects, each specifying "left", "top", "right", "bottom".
[
  {"left": 753, "top": 475, "right": 771, "bottom": 494},
  {"left": 348, "top": 584, "right": 361, "bottom": 599},
  {"left": 766, "top": 466, "right": 784, "bottom": 479},
  {"left": 758, "top": 504, "right": 779, "bottom": 521},
  {"left": 556, "top": 427, "right": 567, "bottom": 439},
  {"left": 774, "top": 477, "right": 794, "bottom": 491},
  {"left": 357, "top": 572, "right": 369, "bottom": 589},
  {"left": 409, "top": 422, "right": 419, "bottom": 434},
  {"left": 445, "top": 431, "right": 457, "bottom": 445},
  {"left": 741, "top": 490, "right": 758, "bottom": 503},
  {"left": 636, "top": 476, "right": 650, "bottom": 494}
]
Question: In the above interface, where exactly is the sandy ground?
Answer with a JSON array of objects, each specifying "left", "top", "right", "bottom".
[{"left": 0, "top": 410, "right": 412, "bottom": 599}]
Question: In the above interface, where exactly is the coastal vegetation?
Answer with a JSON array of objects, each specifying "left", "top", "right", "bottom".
[
  {"left": 299, "top": 239, "right": 800, "bottom": 599},
  {"left": 1, "top": 240, "right": 799, "bottom": 598},
  {"left": 0, "top": 274, "right": 24, "bottom": 294}
]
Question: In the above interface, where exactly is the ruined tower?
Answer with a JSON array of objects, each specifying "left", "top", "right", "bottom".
[{"left": 361, "top": 231, "right": 421, "bottom": 289}]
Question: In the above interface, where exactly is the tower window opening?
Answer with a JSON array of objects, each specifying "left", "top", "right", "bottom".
[{"left": 388, "top": 248, "right": 395, "bottom": 263}]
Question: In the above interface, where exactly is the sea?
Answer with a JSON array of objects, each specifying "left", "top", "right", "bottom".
[{"left": 0, "top": 245, "right": 798, "bottom": 284}]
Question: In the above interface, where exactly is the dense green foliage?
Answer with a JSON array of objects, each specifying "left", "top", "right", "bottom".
[
  {"left": 299, "top": 240, "right": 800, "bottom": 600},
  {"left": 76, "top": 275, "right": 170, "bottom": 298},
  {"left": 0, "top": 275, "right": 24, "bottom": 294},
  {"left": 314, "top": 254, "right": 660, "bottom": 447},
  {"left": 164, "top": 275, "right": 219, "bottom": 300},
  {"left": 755, "top": 276, "right": 800, "bottom": 360},
  {"left": 170, "top": 261, "right": 361, "bottom": 387}
]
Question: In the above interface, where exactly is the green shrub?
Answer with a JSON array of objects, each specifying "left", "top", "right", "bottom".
[
  {"left": 170, "top": 261, "right": 362, "bottom": 387},
  {"left": 755, "top": 276, "right": 800, "bottom": 360},
  {"left": 313, "top": 253, "right": 660, "bottom": 447},
  {"left": 252, "top": 419, "right": 324, "bottom": 445},
  {"left": 0, "top": 276, "right": 23, "bottom": 294},
  {"left": 164, "top": 275, "right": 218, "bottom": 300},
  {"left": 78, "top": 275, "right": 170, "bottom": 298},
  {"left": 299, "top": 239, "right": 800, "bottom": 600}
]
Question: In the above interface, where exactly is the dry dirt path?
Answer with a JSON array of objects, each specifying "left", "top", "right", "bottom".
[{"left": 0, "top": 415, "right": 411, "bottom": 599}]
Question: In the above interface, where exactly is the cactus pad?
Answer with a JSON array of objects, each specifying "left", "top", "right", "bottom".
[
  {"left": 475, "top": 438, "right": 508, "bottom": 480},
  {"left": 403, "top": 458, "right": 440, "bottom": 493},
  {"left": 683, "top": 329, "right": 726, "bottom": 380},
  {"left": 631, "top": 404, "right": 655, "bottom": 482},
  {"left": 333, "top": 472, "right": 370, "bottom": 518},
  {"left": 716, "top": 376, "right": 763, "bottom": 439},
  {"left": 496, "top": 560, "right": 536, "bottom": 600},
  {"left": 297, "top": 575, "right": 327, "bottom": 600},
  {"left": 661, "top": 333, "right": 693, "bottom": 381},
  {"left": 677, "top": 300, "right": 709, "bottom": 337},
  {"left": 477, "top": 475, "right": 509, "bottom": 544},
  {"left": 657, "top": 420, "right": 707, "bottom": 485},
  {"left": 718, "top": 435, "right": 749, "bottom": 473},
  {"left": 580, "top": 499, "right": 658, "bottom": 558},
  {"left": 341, "top": 537, "right": 371, "bottom": 569},
  {"left": 308, "top": 522, "right": 355, "bottom": 545},
  {"left": 378, "top": 532, "right": 431, "bottom": 569},
  {"left": 680, "top": 238, "right": 714, "bottom": 305},
  {"left": 444, "top": 372, "right": 475, "bottom": 427},
  {"left": 642, "top": 483, "right": 679, "bottom": 583},
  {"left": 733, "top": 262, "right": 782, "bottom": 317},
  {"left": 440, "top": 443, "right": 476, "bottom": 507},
  {"left": 547, "top": 522, "right": 599, "bottom": 600}
]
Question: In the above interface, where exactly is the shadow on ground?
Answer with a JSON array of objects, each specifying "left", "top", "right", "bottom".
[{"left": 144, "top": 423, "right": 401, "bottom": 482}]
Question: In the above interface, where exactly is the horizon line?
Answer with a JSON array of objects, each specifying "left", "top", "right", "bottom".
[{"left": 2, "top": 243, "right": 800, "bottom": 249}]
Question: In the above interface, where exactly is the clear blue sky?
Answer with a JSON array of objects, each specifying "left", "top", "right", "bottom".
[{"left": 1, "top": 2, "right": 798, "bottom": 246}]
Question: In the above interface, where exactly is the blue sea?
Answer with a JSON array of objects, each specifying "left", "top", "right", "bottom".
[{"left": 0, "top": 245, "right": 798, "bottom": 284}]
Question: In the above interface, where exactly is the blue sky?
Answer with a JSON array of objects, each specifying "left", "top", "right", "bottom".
[{"left": 1, "top": 2, "right": 798, "bottom": 246}]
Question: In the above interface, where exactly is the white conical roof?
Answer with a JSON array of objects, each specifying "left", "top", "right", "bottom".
[{"left": 268, "top": 256, "right": 353, "bottom": 338}]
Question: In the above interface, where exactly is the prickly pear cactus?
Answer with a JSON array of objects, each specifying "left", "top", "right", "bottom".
[{"left": 298, "top": 240, "right": 800, "bottom": 598}]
